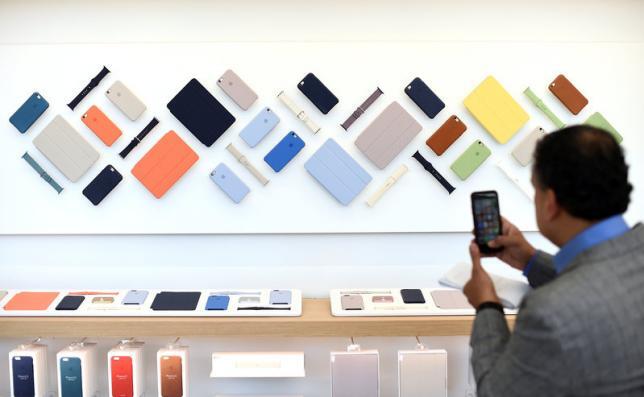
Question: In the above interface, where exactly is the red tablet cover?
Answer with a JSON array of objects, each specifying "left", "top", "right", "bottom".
[{"left": 4, "top": 291, "right": 59, "bottom": 311}]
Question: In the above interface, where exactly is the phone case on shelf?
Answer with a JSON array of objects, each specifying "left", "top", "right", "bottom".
[
  {"left": 511, "top": 126, "right": 547, "bottom": 166},
  {"left": 297, "top": 72, "right": 339, "bottom": 114},
  {"left": 426, "top": 115, "right": 467, "bottom": 156},
  {"left": 450, "top": 140, "right": 491, "bottom": 180},
  {"left": 10, "top": 92, "right": 49, "bottom": 134},
  {"left": 585, "top": 112, "right": 623, "bottom": 143},
  {"left": 106, "top": 80, "right": 147, "bottom": 121},
  {"left": 264, "top": 131, "right": 305, "bottom": 172},
  {"left": 548, "top": 74, "right": 588, "bottom": 115},
  {"left": 82, "top": 105, "right": 122, "bottom": 146},
  {"left": 82, "top": 165, "right": 123, "bottom": 205},
  {"left": 405, "top": 77, "right": 445, "bottom": 119},
  {"left": 210, "top": 163, "right": 250, "bottom": 203},
  {"left": 239, "top": 107, "right": 280, "bottom": 147},
  {"left": 217, "top": 69, "right": 258, "bottom": 110}
]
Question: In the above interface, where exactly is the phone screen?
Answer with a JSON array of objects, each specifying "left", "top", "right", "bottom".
[{"left": 471, "top": 191, "right": 502, "bottom": 253}]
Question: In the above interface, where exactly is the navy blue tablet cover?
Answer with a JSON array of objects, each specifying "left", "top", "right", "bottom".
[
  {"left": 264, "top": 131, "right": 305, "bottom": 172},
  {"left": 10, "top": 92, "right": 49, "bottom": 134},
  {"left": 82, "top": 165, "right": 123, "bottom": 206},
  {"left": 305, "top": 138, "right": 372, "bottom": 205},
  {"left": 405, "top": 77, "right": 445, "bottom": 119},
  {"left": 151, "top": 291, "right": 201, "bottom": 311},
  {"left": 167, "top": 78, "right": 236, "bottom": 147}
]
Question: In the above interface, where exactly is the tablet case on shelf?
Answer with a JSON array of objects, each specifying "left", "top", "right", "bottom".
[
  {"left": 55, "top": 295, "right": 85, "bottom": 311},
  {"left": 210, "top": 163, "right": 250, "bottom": 203},
  {"left": 463, "top": 76, "right": 529, "bottom": 144},
  {"left": 206, "top": 295, "right": 230, "bottom": 310},
  {"left": 4, "top": 292, "right": 59, "bottom": 311},
  {"left": 404, "top": 77, "right": 445, "bottom": 119},
  {"left": 150, "top": 292, "right": 201, "bottom": 311},
  {"left": 167, "top": 78, "right": 236, "bottom": 147},
  {"left": 264, "top": 131, "right": 305, "bottom": 172},
  {"left": 304, "top": 138, "right": 372, "bottom": 205},
  {"left": 511, "top": 126, "right": 547, "bottom": 166},
  {"left": 297, "top": 72, "right": 339, "bottom": 114},
  {"left": 239, "top": 107, "right": 280, "bottom": 147},
  {"left": 450, "top": 140, "right": 491, "bottom": 180},
  {"left": 355, "top": 101, "right": 422, "bottom": 169},
  {"left": 549, "top": 74, "right": 588, "bottom": 115},
  {"left": 131, "top": 131, "right": 199, "bottom": 199},
  {"left": 585, "top": 112, "right": 623, "bottom": 143},
  {"left": 33, "top": 115, "right": 99, "bottom": 182},
  {"left": 426, "top": 115, "right": 467, "bottom": 156},
  {"left": 217, "top": 69, "right": 258, "bottom": 110},
  {"left": 10, "top": 92, "right": 49, "bottom": 134},
  {"left": 82, "top": 165, "right": 123, "bottom": 205},
  {"left": 82, "top": 105, "right": 122, "bottom": 146},
  {"left": 106, "top": 80, "right": 147, "bottom": 121}
]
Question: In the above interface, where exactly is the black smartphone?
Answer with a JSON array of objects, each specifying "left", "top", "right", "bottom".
[
  {"left": 55, "top": 295, "right": 85, "bottom": 311},
  {"left": 471, "top": 191, "right": 502, "bottom": 254},
  {"left": 400, "top": 289, "right": 426, "bottom": 304}
]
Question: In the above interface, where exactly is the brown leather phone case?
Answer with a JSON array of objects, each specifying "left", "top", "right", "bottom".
[
  {"left": 426, "top": 115, "right": 467, "bottom": 156},
  {"left": 548, "top": 74, "right": 588, "bottom": 115},
  {"left": 160, "top": 355, "right": 183, "bottom": 397}
]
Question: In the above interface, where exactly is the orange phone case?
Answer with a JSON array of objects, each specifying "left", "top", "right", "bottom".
[
  {"left": 82, "top": 105, "right": 122, "bottom": 146},
  {"left": 131, "top": 131, "right": 199, "bottom": 199},
  {"left": 426, "top": 115, "right": 467, "bottom": 156},
  {"left": 3, "top": 291, "right": 59, "bottom": 310}
]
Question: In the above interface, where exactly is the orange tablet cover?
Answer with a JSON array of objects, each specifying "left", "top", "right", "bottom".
[
  {"left": 131, "top": 131, "right": 199, "bottom": 199},
  {"left": 82, "top": 105, "right": 122, "bottom": 146},
  {"left": 4, "top": 292, "right": 59, "bottom": 311}
]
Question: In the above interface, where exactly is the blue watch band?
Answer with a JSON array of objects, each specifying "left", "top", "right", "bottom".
[{"left": 22, "top": 151, "right": 63, "bottom": 194}]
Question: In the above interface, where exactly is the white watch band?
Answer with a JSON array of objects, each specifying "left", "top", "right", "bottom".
[
  {"left": 226, "top": 143, "right": 270, "bottom": 186},
  {"left": 366, "top": 164, "right": 408, "bottom": 207},
  {"left": 277, "top": 91, "right": 321, "bottom": 134},
  {"left": 495, "top": 160, "right": 533, "bottom": 199}
]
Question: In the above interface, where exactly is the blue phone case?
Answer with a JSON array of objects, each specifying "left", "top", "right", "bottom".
[
  {"left": 10, "top": 92, "right": 49, "bottom": 134},
  {"left": 239, "top": 107, "right": 280, "bottom": 147},
  {"left": 122, "top": 290, "right": 149, "bottom": 305},
  {"left": 60, "top": 357, "right": 83, "bottom": 397},
  {"left": 210, "top": 163, "right": 250, "bottom": 203},
  {"left": 264, "top": 131, "right": 305, "bottom": 172},
  {"left": 12, "top": 356, "right": 35, "bottom": 397},
  {"left": 206, "top": 295, "right": 230, "bottom": 310},
  {"left": 405, "top": 77, "right": 445, "bottom": 119},
  {"left": 269, "top": 290, "right": 292, "bottom": 305}
]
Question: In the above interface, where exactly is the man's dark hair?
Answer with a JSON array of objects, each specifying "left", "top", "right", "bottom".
[{"left": 533, "top": 125, "right": 632, "bottom": 221}]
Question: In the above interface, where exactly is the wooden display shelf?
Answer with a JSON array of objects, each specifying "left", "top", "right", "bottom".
[{"left": 0, "top": 299, "right": 516, "bottom": 338}]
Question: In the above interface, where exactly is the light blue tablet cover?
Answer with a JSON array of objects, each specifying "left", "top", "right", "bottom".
[
  {"left": 210, "top": 163, "right": 250, "bottom": 203},
  {"left": 305, "top": 138, "right": 372, "bottom": 205},
  {"left": 239, "top": 106, "right": 280, "bottom": 147}
]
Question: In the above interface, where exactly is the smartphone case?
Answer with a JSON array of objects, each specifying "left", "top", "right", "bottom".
[
  {"left": 81, "top": 105, "right": 122, "bottom": 146},
  {"left": 355, "top": 101, "right": 422, "bottom": 169},
  {"left": 106, "top": 80, "right": 147, "bottom": 121},
  {"left": 239, "top": 107, "right": 280, "bottom": 147},
  {"left": 398, "top": 349, "right": 447, "bottom": 397},
  {"left": 131, "top": 131, "right": 199, "bottom": 199},
  {"left": 297, "top": 73, "right": 339, "bottom": 114},
  {"left": 160, "top": 355, "right": 183, "bottom": 397},
  {"left": 548, "top": 74, "right": 588, "bottom": 115},
  {"left": 206, "top": 295, "right": 230, "bottom": 310},
  {"left": 10, "top": 92, "right": 49, "bottom": 134},
  {"left": 123, "top": 290, "right": 149, "bottom": 305},
  {"left": 585, "top": 112, "right": 623, "bottom": 143},
  {"left": 110, "top": 356, "right": 134, "bottom": 397},
  {"left": 401, "top": 289, "right": 425, "bottom": 304},
  {"left": 167, "top": 78, "right": 236, "bottom": 147},
  {"left": 12, "top": 356, "right": 35, "bottom": 397},
  {"left": 59, "top": 357, "right": 83, "bottom": 397},
  {"left": 10, "top": 344, "right": 48, "bottom": 397},
  {"left": 450, "top": 140, "right": 491, "bottom": 180},
  {"left": 264, "top": 131, "right": 306, "bottom": 172},
  {"left": 269, "top": 290, "right": 292, "bottom": 305},
  {"left": 426, "top": 115, "right": 467, "bottom": 156},
  {"left": 217, "top": 69, "right": 258, "bottom": 110},
  {"left": 511, "top": 126, "right": 547, "bottom": 166},
  {"left": 4, "top": 291, "right": 59, "bottom": 311},
  {"left": 340, "top": 295, "right": 364, "bottom": 310},
  {"left": 210, "top": 163, "right": 250, "bottom": 203},
  {"left": 305, "top": 138, "right": 372, "bottom": 205},
  {"left": 33, "top": 115, "right": 100, "bottom": 182},
  {"left": 405, "top": 77, "right": 445, "bottom": 119},
  {"left": 55, "top": 295, "right": 85, "bottom": 311},
  {"left": 151, "top": 291, "right": 201, "bottom": 311},
  {"left": 430, "top": 290, "right": 472, "bottom": 310},
  {"left": 463, "top": 76, "right": 529, "bottom": 144},
  {"left": 82, "top": 165, "right": 123, "bottom": 205},
  {"left": 330, "top": 350, "right": 380, "bottom": 397}
]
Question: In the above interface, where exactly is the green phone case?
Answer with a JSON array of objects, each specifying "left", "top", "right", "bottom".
[
  {"left": 450, "top": 140, "right": 491, "bottom": 180},
  {"left": 585, "top": 112, "right": 623, "bottom": 143}
]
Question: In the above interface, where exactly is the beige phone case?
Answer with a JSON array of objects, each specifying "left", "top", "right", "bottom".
[
  {"left": 33, "top": 115, "right": 99, "bottom": 182},
  {"left": 217, "top": 69, "right": 258, "bottom": 110},
  {"left": 511, "top": 126, "right": 547, "bottom": 166},
  {"left": 355, "top": 101, "right": 422, "bottom": 169},
  {"left": 106, "top": 80, "right": 146, "bottom": 121}
]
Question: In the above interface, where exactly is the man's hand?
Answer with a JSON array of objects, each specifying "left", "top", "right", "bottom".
[
  {"left": 463, "top": 242, "right": 501, "bottom": 309},
  {"left": 485, "top": 217, "right": 537, "bottom": 271}
]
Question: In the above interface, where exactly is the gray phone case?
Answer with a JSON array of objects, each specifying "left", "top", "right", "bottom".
[
  {"left": 217, "top": 69, "right": 258, "bottom": 111},
  {"left": 511, "top": 126, "right": 547, "bottom": 167},
  {"left": 122, "top": 290, "right": 149, "bottom": 305},
  {"left": 106, "top": 80, "right": 147, "bottom": 121}
]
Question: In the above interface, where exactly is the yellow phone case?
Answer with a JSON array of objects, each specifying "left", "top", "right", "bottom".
[{"left": 463, "top": 76, "right": 529, "bottom": 144}]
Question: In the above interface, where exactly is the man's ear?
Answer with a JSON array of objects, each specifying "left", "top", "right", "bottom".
[{"left": 544, "top": 188, "right": 561, "bottom": 221}]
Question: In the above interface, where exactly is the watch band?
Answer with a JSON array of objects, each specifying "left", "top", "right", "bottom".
[
  {"left": 341, "top": 87, "right": 383, "bottom": 131},
  {"left": 366, "top": 164, "right": 408, "bottom": 207},
  {"left": 495, "top": 160, "right": 533, "bottom": 199},
  {"left": 523, "top": 87, "right": 565, "bottom": 129},
  {"left": 476, "top": 301, "right": 504, "bottom": 314},
  {"left": 277, "top": 91, "right": 320, "bottom": 134},
  {"left": 412, "top": 151, "right": 455, "bottom": 194},
  {"left": 119, "top": 117, "right": 159, "bottom": 159},
  {"left": 67, "top": 66, "right": 110, "bottom": 110},
  {"left": 226, "top": 143, "right": 270, "bottom": 186},
  {"left": 22, "top": 151, "right": 63, "bottom": 194}
]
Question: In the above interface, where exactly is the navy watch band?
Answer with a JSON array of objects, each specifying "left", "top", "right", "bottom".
[
  {"left": 119, "top": 117, "right": 159, "bottom": 159},
  {"left": 476, "top": 301, "right": 504, "bottom": 314},
  {"left": 22, "top": 151, "right": 63, "bottom": 194},
  {"left": 341, "top": 87, "right": 383, "bottom": 130},
  {"left": 412, "top": 151, "right": 455, "bottom": 194},
  {"left": 67, "top": 66, "right": 110, "bottom": 110}
]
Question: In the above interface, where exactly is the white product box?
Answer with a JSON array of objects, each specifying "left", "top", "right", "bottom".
[
  {"left": 9, "top": 343, "right": 48, "bottom": 397},
  {"left": 398, "top": 349, "right": 448, "bottom": 397},
  {"left": 57, "top": 342, "right": 99, "bottom": 397},
  {"left": 108, "top": 341, "right": 146, "bottom": 397},
  {"left": 157, "top": 345, "right": 190, "bottom": 397},
  {"left": 210, "top": 352, "right": 305, "bottom": 378}
]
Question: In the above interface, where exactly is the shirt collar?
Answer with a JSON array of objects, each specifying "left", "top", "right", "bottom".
[{"left": 554, "top": 215, "right": 629, "bottom": 273}]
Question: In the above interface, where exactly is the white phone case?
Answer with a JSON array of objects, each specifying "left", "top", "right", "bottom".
[
  {"left": 106, "top": 80, "right": 147, "bottom": 121},
  {"left": 511, "top": 126, "right": 546, "bottom": 166}
]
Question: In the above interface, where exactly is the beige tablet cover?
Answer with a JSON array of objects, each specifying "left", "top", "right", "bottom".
[
  {"left": 355, "top": 101, "right": 422, "bottom": 169},
  {"left": 33, "top": 115, "right": 99, "bottom": 182}
]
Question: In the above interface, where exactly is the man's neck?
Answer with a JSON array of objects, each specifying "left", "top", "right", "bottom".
[{"left": 552, "top": 217, "right": 594, "bottom": 248}]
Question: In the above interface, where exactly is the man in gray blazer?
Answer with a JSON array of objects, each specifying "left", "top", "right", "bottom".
[{"left": 463, "top": 125, "right": 644, "bottom": 396}]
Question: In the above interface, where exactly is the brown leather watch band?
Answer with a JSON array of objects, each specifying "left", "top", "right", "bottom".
[{"left": 341, "top": 87, "right": 383, "bottom": 130}]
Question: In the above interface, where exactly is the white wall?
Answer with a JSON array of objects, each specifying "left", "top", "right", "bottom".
[{"left": 0, "top": 1, "right": 641, "bottom": 396}]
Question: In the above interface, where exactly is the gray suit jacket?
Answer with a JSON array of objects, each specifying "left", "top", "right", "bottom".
[{"left": 471, "top": 224, "right": 644, "bottom": 396}]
